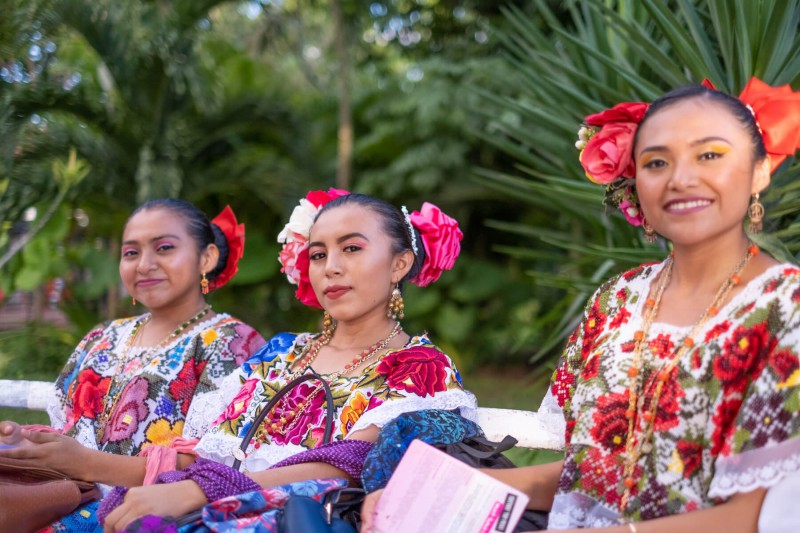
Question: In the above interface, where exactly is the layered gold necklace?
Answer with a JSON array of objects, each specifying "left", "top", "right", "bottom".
[
  {"left": 252, "top": 321, "right": 401, "bottom": 444},
  {"left": 96, "top": 304, "right": 212, "bottom": 439},
  {"left": 619, "top": 244, "right": 759, "bottom": 515}
]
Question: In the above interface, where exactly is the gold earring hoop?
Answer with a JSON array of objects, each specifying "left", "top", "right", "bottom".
[
  {"left": 322, "top": 311, "right": 336, "bottom": 338},
  {"left": 642, "top": 218, "right": 657, "bottom": 244},
  {"left": 748, "top": 193, "right": 764, "bottom": 233},
  {"left": 387, "top": 286, "right": 405, "bottom": 320},
  {"left": 200, "top": 273, "right": 210, "bottom": 295}
]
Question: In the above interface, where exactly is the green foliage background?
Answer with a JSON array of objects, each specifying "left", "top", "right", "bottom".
[{"left": 1, "top": 0, "right": 799, "bottom": 394}]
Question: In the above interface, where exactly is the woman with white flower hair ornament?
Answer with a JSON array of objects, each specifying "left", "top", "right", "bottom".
[{"left": 98, "top": 189, "right": 477, "bottom": 532}]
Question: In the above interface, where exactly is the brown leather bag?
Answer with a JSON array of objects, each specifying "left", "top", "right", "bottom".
[{"left": 0, "top": 456, "right": 101, "bottom": 532}]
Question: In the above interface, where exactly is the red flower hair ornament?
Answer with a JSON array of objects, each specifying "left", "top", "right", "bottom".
[
  {"left": 577, "top": 77, "right": 800, "bottom": 226},
  {"left": 277, "top": 189, "right": 462, "bottom": 308},
  {"left": 209, "top": 205, "right": 245, "bottom": 291}
]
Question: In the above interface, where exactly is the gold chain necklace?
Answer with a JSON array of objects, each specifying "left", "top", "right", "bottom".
[
  {"left": 618, "top": 244, "right": 758, "bottom": 515},
  {"left": 254, "top": 321, "right": 402, "bottom": 443},
  {"left": 96, "top": 304, "right": 212, "bottom": 439}
]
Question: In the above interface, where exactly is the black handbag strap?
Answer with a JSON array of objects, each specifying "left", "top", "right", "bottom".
[{"left": 232, "top": 372, "right": 335, "bottom": 470}]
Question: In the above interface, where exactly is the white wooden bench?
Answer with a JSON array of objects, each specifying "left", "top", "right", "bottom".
[{"left": 0, "top": 379, "right": 565, "bottom": 451}]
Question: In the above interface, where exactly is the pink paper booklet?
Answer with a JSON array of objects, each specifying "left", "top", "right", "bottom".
[{"left": 372, "top": 439, "right": 530, "bottom": 533}]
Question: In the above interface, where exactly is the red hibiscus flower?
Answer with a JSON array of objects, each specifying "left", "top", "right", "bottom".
[
  {"left": 769, "top": 349, "right": 799, "bottom": 382},
  {"left": 711, "top": 397, "right": 742, "bottom": 456},
  {"left": 169, "top": 358, "right": 205, "bottom": 416},
  {"left": 71, "top": 368, "right": 111, "bottom": 420},
  {"left": 714, "top": 323, "right": 773, "bottom": 393},
  {"left": 676, "top": 440, "right": 703, "bottom": 478},
  {"left": 590, "top": 391, "right": 630, "bottom": 452},
  {"left": 376, "top": 347, "right": 450, "bottom": 397}
]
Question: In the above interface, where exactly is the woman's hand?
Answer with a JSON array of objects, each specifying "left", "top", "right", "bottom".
[
  {"left": 359, "top": 488, "right": 385, "bottom": 533},
  {"left": 0, "top": 428, "right": 92, "bottom": 478},
  {"left": 102, "top": 480, "right": 207, "bottom": 533},
  {"left": 0, "top": 421, "right": 29, "bottom": 448}
]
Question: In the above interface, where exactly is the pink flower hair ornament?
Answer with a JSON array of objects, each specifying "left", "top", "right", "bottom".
[{"left": 277, "top": 190, "right": 463, "bottom": 308}]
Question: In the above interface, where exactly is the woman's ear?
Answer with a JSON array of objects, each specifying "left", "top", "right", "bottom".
[
  {"left": 752, "top": 156, "right": 771, "bottom": 195},
  {"left": 390, "top": 249, "right": 414, "bottom": 284},
  {"left": 200, "top": 244, "right": 220, "bottom": 276}
]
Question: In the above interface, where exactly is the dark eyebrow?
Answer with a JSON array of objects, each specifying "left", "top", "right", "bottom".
[
  {"left": 638, "top": 136, "right": 732, "bottom": 157},
  {"left": 308, "top": 232, "right": 370, "bottom": 248},
  {"left": 122, "top": 234, "right": 181, "bottom": 246}
]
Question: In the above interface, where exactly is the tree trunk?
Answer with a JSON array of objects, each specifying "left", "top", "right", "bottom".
[{"left": 331, "top": 0, "right": 352, "bottom": 189}]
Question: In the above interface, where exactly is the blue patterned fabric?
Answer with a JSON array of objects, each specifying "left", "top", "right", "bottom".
[
  {"left": 45, "top": 501, "right": 103, "bottom": 533},
  {"left": 360, "top": 409, "right": 484, "bottom": 492}
]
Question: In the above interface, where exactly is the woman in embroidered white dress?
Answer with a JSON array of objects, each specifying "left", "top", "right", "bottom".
[
  {"left": 100, "top": 190, "right": 477, "bottom": 531},
  {"left": 360, "top": 80, "right": 800, "bottom": 533}
]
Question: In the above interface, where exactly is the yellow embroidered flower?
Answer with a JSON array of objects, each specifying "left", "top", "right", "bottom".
[
  {"left": 339, "top": 392, "right": 369, "bottom": 437},
  {"left": 203, "top": 329, "right": 218, "bottom": 345},
  {"left": 145, "top": 419, "right": 184, "bottom": 446}
]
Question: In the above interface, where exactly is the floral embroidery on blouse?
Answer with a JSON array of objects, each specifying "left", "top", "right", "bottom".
[
  {"left": 549, "top": 261, "right": 800, "bottom": 528},
  {"left": 48, "top": 314, "right": 266, "bottom": 457}
]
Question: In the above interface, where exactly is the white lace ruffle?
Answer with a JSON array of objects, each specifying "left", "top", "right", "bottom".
[
  {"left": 548, "top": 491, "right": 620, "bottom": 529},
  {"left": 349, "top": 389, "right": 479, "bottom": 435},
  {"left": 46, "top": 383, "right": 66, "bottom": 430},
  {"left": 194, "top": 431, "right": 306, "bottom": 472},
  {"left": 710, "top": 437, "right": 800, "bottom": 498},
  {"left": 535, "top": 389, "right": 567, "bottom": 448}
]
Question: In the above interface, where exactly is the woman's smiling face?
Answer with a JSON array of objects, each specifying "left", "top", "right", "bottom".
[{"left": 634, "top": 97, "right": 770, "bottom": 247}]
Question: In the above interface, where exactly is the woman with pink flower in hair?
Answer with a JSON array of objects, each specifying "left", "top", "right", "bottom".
[
  {"left": 98, "top": 190, "right": 476, "bottom": 531},
  {"left": 362, "top": 79, "right": 800, "bottom": 533}
]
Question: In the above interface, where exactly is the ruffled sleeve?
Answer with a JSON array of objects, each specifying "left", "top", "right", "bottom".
[
  {"left": 182, "top": 318, "right": 266, "bottom": 439},
  {"left": 347, "top": 336, "right": 477, "bottom": 436},
  {"left": 708, "top": 270, "right": 800, "bottom": 499}
]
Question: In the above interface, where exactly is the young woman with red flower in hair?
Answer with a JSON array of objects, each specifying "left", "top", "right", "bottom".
[
  {"left": 0, "top": 199, "right": 266, "bottom": 530},
  {"left": 96, "top": 190, "right": 476, "bottom": 532},
  {"left": 360, "top": 79, "right": 800, "bottom": 533}
]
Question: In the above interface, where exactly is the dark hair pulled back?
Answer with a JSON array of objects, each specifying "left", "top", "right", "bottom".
[
  {"left": 635, "top": 84, "right": 767, "bottom": 162},
  {"left": 128, "top": 199, "right": 230, "bottom": 280},
  {"left": 316, "top": 193, "right": 426, "bottom": 287}
]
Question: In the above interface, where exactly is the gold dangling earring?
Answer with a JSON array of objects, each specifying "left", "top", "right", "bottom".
[
  {"left": 132, "top": 297, "right": 136, "bottom": 306},
  {"left": 748, "top": 193, "right": 764, "bottom": 233},
  {"left": 200, "top": 273, "right": 210, "bottom": 295},
  {"left": 642, "top": 218, "right": 657, "bottom": 244},
  {"left": 322, "top": 311, "right": 336, "bottom": 338},
  {"left": 387, "top": 286, "right": 405, "bottom": 320}
]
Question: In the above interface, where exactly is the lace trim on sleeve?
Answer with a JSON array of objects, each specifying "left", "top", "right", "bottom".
[
  {"left": 349, "top": 389, "right": 478, "bottom": 435},
  {"left": 183, "top": 369, "right": 247, "bottom": 439},
  {"left": 709, "top": 436, "right": 800, "bottom": 498},
  {"left": 536, "top": 389, "right": 567, "bottom": 449}
]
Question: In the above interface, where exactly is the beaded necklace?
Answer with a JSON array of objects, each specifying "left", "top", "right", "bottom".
[
  {"left": 618, "top": 245, "right": 758, "bottom": 516},
  {"left": 96, "top": 304, "right": 212, "bottom": 439},
  {"left": 249, "top": 321, "right": 402, "bottom": 448}
]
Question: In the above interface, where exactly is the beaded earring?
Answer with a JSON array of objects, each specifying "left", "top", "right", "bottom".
[
  {"left": 387, "top": 286, "right": 405, "bottom": 320},
  {"left": 201, "top": 273, "right": 210, "bottom": 295},
  {"left": 748, "top": 193, "right": 764, "bottom": 233},
  {"left": 322, "top": 311, "right": 336, "bottom": 338},
  {"left": 642, "top": 218, "right": 657, "bottom": 244}
]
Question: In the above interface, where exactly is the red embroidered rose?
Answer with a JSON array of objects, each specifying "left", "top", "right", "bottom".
[
  {"left": 769, "top": 349, "right": 799, "bottom": 382},
  {"left": 711, "top": 397, "right": 742, "bottom": 456},
  {"left": 376, "top": 347, "right": 450, "bottom": 397},
  {"left": 647, "top": 333, "right": 675, "bottom": 360},
  {"left": 581, "top": 303, "right": 607, "bottom": 359},
  {"left": 590, "top": 391, "right": 630, "bottom": 452},
  {"left": 169, "top": 358, "right": 205, "bottom": 416},
  {"left": 715, "top": 323, "right": 773, "bottom": 392},
  {"left": 71, "top": 368, "right": 111, "bottom": 420},
  {"left": 676, "top": 440, "right": 703, "bottom": 478},
  {"left": 649, "top": 367, "right": 684, "bottom": 432},
  {"left": 609, "top": 307, "right": 631, "bottom": 329},
  {"left": 704, "top": 321, "right": 731, "bottom": 342}
]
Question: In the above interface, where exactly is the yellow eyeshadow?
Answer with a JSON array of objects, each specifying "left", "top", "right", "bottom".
[
  {"left": 639, "top": 154, "right": 658, "bottom": 166},
  {"left": 703, "top": 143, "right": 731, "bottom": 154}
]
